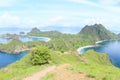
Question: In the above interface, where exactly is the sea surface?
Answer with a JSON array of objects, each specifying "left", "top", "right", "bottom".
[
  {"left": 0, "top": 52, "right": 29, "bottom": 68},
  {"left": 79, "top": 40, "right": 120, "bottom": 68},
  {"left": 0, "top": 37, "right": 49, "bottom": 68},
  {"left": 0, "top": 37, "right": 50, "bottom": 44}
]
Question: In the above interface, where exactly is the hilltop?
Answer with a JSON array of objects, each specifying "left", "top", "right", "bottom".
[
  {"left": 0, "top": 50, "right": 120, "bottom": 80},
  {"left": 79, "top": 24, "right": 117, "bottom": 40}
]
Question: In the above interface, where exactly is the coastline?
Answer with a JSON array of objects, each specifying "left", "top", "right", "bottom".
[
  {"left": 0, "top": 48, "right": 33, "bottom": 54},
  {"left": 0, "top": 47, "right": 35, "bottom": 54},
  {"left": 95, "top": 40, "right": 107, "bottom": 44},
  {"left": 28, "top": 36, "right": 51, "bottom": 42},
  {"left": 77, "top": 40, "right": 108, "bottom": 54},
  {"left": 77, "top": 45, "right": 95, "bottom": 54},
  {"left": 0, "top": 36, "right": 51, "bottom": 54}
]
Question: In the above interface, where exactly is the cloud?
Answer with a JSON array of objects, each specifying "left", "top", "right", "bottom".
[
  {"left": 50, "top": 16, "right": 63, "bottom": 23},
  {"left": 0, "top": 12, "right": 38, "bottom": 28},
  {"left": 67, "top": 0, "right": 120, "bottom": 13},
  {"left": 0, "top": 13, "right": 20, "bottom": 27},
  {"left": 41, "top": 16, "right": 64, "bottom": 26}
]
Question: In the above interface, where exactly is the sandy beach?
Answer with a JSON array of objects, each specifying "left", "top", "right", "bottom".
[{"left": 77, "top": 40, "right": 107, "bottom": 54}]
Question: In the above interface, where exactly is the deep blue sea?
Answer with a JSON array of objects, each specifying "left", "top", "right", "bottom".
[
  {"left": 0, "top": 37, "right": 49, "bottom": 68},
  {"left": 80, "top": 40, "right": 120, "bottom": 68},
  {"left": 0, "top": 52, "right": 29, "bottom": 68}
]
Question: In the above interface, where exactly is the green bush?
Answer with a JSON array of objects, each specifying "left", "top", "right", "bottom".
[{"left": 30, "top": 46, "right": 51, "bottom": 65}]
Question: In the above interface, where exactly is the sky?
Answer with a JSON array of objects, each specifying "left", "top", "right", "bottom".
[{"left": 0, "top": 0, "right": 120, "bottom": 34}]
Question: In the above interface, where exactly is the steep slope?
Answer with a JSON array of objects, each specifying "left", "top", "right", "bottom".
[{"left": 79, "top": 24, "right": 117, "bottom": 40}]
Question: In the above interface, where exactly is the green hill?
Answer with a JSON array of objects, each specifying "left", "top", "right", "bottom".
[
  {"left": 0, "top": 50, "right": 120, "bottom": 80},
  {"left": 27, "top": 27, "right": 62, "bottom": 37},
  {"left": 79, "top": 24, "right": 117, "bottom": 40}
]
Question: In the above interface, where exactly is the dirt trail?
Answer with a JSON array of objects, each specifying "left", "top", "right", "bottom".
[
  {"left": 23, "top": 66, "right": 56, "bottom": 80},
  {"left": 48, "top": 64, "right": 95, "bottom": 80},
  {"left": 23, "top": 64, "right": 95, "bottom": 80}
]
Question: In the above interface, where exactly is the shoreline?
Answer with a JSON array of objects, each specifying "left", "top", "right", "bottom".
[
  {"left": 0, "top": 48, "right": 33, "bottom": 54},
  {"left": 77, "top": 40, "right": 108, "bottom": 54},
  {"left": 95, "top": 40, "right": 107, "bottom": 44},
  {"left": 0, "top": 36, "right": 51, "bottom": 54},
  {"left": 28, "top": 36, "right": 51, "bottom": 42},
  {"left": 77, "top": 45, "right": 95, "bottom": 54},
  {"left": 1, "top": 47, "right": 37, "bottom": 54}
]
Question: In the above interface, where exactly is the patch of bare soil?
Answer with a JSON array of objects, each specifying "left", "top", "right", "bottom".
[
  {"left": 47, "top": 64, "right": 95, "bottom": 80},
  {"left": 23, "top": 66, "right": 56, "bottom": 80},
  {"left": 23, "top": 64, "right": 95, "bottom": 80}
]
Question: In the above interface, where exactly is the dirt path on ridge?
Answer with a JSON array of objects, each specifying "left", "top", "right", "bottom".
[
  {"left": 23, "top": 64, "right": 95, "bottom": 80},
  {"left": 23, "top": 65, "right": 56, "bottom": 80}
]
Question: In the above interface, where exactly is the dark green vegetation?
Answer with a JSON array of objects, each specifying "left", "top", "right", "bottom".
[
  {"left": 30, "top": 46, "right": 51, "bottom": 65},
  {"left": 80, "top": 24, "right": 117, "bottom": 40}
]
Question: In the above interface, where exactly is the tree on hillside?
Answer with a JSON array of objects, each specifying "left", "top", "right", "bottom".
[{"left": 30, "top": 46, "right": 51, "bottom": 65}]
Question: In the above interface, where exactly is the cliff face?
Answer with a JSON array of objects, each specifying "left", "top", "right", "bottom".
[{"left": 79, "top": 24, "right": 117, "bottom": 40}]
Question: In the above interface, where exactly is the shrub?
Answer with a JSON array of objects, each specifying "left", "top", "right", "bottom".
[{"left": 30, "top": 46, "right": 51, "bottom": 65}]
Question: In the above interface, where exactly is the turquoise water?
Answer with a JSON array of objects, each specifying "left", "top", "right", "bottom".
[
  {"left": 0, "top": 36, "right": 50, "bottom": 44},
  {"left": 79, "top": 40, "right": 120, "bottom": 68},
  {"left": 19, "top": 37, "right": 49, "bottom": 42}
]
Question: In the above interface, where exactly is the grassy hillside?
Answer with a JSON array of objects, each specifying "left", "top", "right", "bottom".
[{"left": 0, "top": 50, "right": 120, "bottom": 80}]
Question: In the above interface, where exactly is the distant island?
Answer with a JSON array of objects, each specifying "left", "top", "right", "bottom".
[{"left": 0, "top": 24, "right": 118, "bottom": 54}]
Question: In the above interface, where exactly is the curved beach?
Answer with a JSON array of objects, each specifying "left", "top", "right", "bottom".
[
  {"left": 77, "top": 45, "right": 94, "bottom": 54},
  {"left": 28, "top": 36, "right": 51, "bottom": 42},
  {"left": 77, "top": 40, "right": 107, "bottom": 54}
]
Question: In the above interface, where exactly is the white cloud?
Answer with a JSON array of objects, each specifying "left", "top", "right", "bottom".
[
  {"left": 0, "top": 13, "right": 20, "bottom": 27},
  {"left": 0, "top": 12, "right": 38, "bottom": 28},
  {"left": 41, "top": 16, "right": 64, "bottom": 26},
  {"left": 21, "top": 18, "right": 39, "bottom": 27},
  {"left": 0, "top": 13, "right": 66, "bottom": 28},
  {"left": 51, "top": 16, "right": 63, "bottom": 22},
  {"left": 67, "top": 0, "right": 120, "bottom": 13}
]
